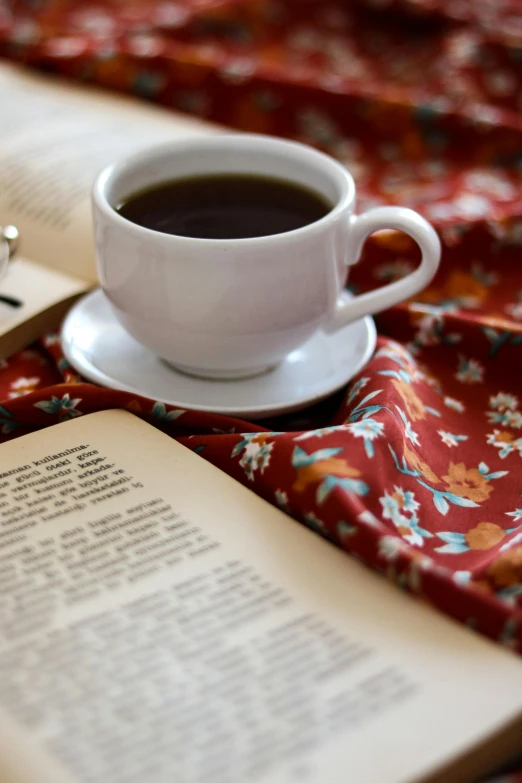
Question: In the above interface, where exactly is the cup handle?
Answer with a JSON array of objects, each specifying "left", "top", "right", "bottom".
[{"left": 326, "top": 206, "right": 441, "bottom": 331}]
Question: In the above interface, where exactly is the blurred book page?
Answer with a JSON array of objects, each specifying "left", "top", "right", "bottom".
[
  {"left": 0, "top": 410, "right": 520, "bottom": 783},
  {"left": 0, "top": 257, "right": 87, "bottom": 357},
  {"left": 0, "top": 63, "right": 218, "bottom": 283}
]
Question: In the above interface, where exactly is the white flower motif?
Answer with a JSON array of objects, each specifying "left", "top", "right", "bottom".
[
  {"left": 381, "top": 493, "right": 403, "bottom": 523},
  {"left": 401, "top": 527, "right": 424, "bottom": 547},
  {"left": 439, "top": 430, "right": 458, "bottom": 447},
  {"left": 73, "top": 8, "right": 115, "bottom": 34},
  {"left": 490, "top": 392, "right": 518, "bottom": 412},
  {"left": 485, "top": 70, "right": 517, "bottom": 98},
  {"left": 8, "top": 376, "right": 40, "bottom": 398},
  {"left": 505, "top": 411, "right": 522, "bottom": 429},
  {"left": 42, "top": 334, "right": 61, "bottom": 346},
  {"left": 464, "top": 170, "right": 517, "bottom": 202},
  {"left": 358, "top": 510, "right": 382, "bottom": 529},
  {"left": 220, "top": 58, "right": 256, "bottom": 85},
  {"left": 128, "top": 35, "right": 165, "bottom": 58},
  {"left": 295, "top": 426, "right": 349, "bottom": 441},
  {"left": 297, "top": 107, "right": 341, "bottom": 146},
  {"left": 453, "top": 193, "right": 492, "bottom": 219},
  {"left": 448, "top": 32, "right": 478, "bottom": 64},
  {"left": 438, "top": 430, "right": 468, "bottom": 448},
  {"left": 381, "top": 487, "right": 419, "bottom": 522},
  {"left": 378, "top": 536, "right": 408, "bottom": 561},
  {"left": 275, "top": 489, "right": 289, "bottom": 510},
  {"left": 392, "top": 487, "right": 420, "bottom": 514},
  {"left": 455, "top": 357, "right": 484, "bottom": 384},
  {"left": 403, "top": 418, "right": 420, "bottom": 446},
  {"left": 444, "top": 396, "right": 465, "bottom": 413},
  {"left": 347, "top": 419, "right": 384, "bottom": 440},
  {"left": 426, "top": 201, "right": 457, "bottom": 221},
  {"left": 453, "top": 571, "right": 472, "bottom": 585},
  {"left": 45, "top": 37, "right": 87, "bottom": 58},
  {"left": 374, "top": 346, "right": 408, "bottom": 363},
  {"left": 152, "top": 3, "right": 190, "bottom": 27},
  {"left": 234, "top": 436, "right": 275, "bottom": 482}
]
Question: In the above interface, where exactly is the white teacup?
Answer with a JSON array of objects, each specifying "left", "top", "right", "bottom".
[{"left": 93, "top": 134, "right": 440, "bottom": 379}]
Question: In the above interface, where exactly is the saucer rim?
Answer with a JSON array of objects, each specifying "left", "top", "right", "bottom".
[{"left": 61, "top": 289, "right": 377, "bottom": 420}]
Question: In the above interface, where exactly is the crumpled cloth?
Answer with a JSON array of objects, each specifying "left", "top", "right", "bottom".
[{"left": 2, "top": 1, "right": 522, "bottom": 775}]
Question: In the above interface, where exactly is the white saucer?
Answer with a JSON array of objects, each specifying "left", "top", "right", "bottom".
[{"left": 61, "top": 289, "right": 376, "bottom": 420}]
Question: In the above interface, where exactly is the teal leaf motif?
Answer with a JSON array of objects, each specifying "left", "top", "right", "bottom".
[
  {"left": 317, "top": 475, "right": 369, "bottom": 504},
  {"left": 388, "top": 444, "right": 420, "bottom": 477},
  {"left": 478, "top": 461, "right": 489, "bottom": 475},
  {"left": 337, "top": 521, "right": 358, "bottom": 538},
  {"left": 34, "top": 394, "right": 82, "bottom": 419},
  {"left": 435, "top": 542, "right": 469, "bottom": 554},
  {"left": 353, "top": 390, "right": 383, "bottom": 411},
  {"left": 377, "top": 369, "right": 409, "bottom": 382},
  {"left": 231, "top": 439, "right": 248, "bottom": 457},
  {"left": 35, "top": 400, "right": 56, "bottom": 414},
  {"left": 360, "top": 405, "right": 384, "bottom": 419},
  {"left": 346, "top": 377, "right": 370, "bottom": 405},
  {"left": 424, "top": 406, "right": 442, "bottom": 417},
  {"left": 446, "top": 494, "right": 480, "bottom": 508},
  {"left": 433, "top": 494, "right": 450, "bottom": 515},
  {"left": 499, "top": 618, "right": 519, "bottom": 647},
  {"left": 0, "top": 405, "right": 21, "bottom": 434},
  {"left": 485, "top": 470, "right": 508, "bottom": 480},
  {"left": 438, "top": 532, "right": 466, "bottom": 544},
  {"left": 292, "top": 446, "right": 342, "bottom": 468},
  {"left": 484, "top": 328, "right": 498, "bottom": 343},
  {"left": 151, "top": 402, "right": 185, "bottom": 421}
]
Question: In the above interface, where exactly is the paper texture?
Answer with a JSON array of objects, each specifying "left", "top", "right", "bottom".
[
  {"left": 0, "top": 410, "right": 520, "bottom": 783},
  {"left": 0, "top": 257, "right": 87, "bottom": 358},
  {"left": 0, "top": 62, "right": 218, "bottom": 283}
]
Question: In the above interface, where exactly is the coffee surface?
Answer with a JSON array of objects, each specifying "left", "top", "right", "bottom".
[{"left": 116, "top": 174, "right": 331, "bottom": 239}]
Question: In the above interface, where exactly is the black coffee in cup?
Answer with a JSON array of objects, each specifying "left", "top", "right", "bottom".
[{"left": 115, "top": 174, "right": 332, "bottom": 240}]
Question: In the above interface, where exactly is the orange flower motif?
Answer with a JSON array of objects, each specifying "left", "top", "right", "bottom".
[
  {"left": 445, "top": 270, "right": 487, "bottom": 303},
  {"left": 470, "top": 579, "right": 493, "bottom": 594},
  {"left": 491, "top": 431, "right": 514, "bottom": 444},
  {"left": 418, "top": 270, "right": 487, "bottom": 306},
  {"left": 251, "top": 434, "right": 272, "bottom": 445},
  {"left": 403, "top": 444, "right": 439, "bottom": 483},
  {"left": 371, "top": 230, "right": 415, "bottom": 253},
  {"left": 465, "top": 522, "right": 505, "bottom": 550},
  {"left": 442, "top": 462, "right": 493, "bottom": 503},
  {"left": 126, "top": 400, "right": 142, "bottom": 413},
  {"left": 391, "top": 379, "right": 426, "bottom": 421},
  {"left": 486, "top": 546, "right": 522, "bottom": 589},
  {"left": 293, "top": 459, "right": 361, "bottom": 493}
]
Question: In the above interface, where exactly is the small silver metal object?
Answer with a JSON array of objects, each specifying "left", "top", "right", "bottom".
[
  {"left": 0, "top": 224, "right": 18, "bottom": 280},
  {"left": 0, "top": 225, "right": 19, "bottom": 260}
]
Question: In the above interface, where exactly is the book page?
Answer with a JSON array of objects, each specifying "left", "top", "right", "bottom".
[
  {"left": 0, "top": 410, "right": 520, "bottom": 783},
  {"left": 0, "top": 62, "right": 219, "bottom": 283},
  {"left": 0, "top": 257, "right": 87, "bottom": 358}
]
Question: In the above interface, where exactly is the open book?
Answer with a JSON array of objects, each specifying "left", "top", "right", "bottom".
[
  {"left": 0, "top": 62, "right": 218, "bottom": 358},
  {"left": 0, "top": 408, "right": 520, "bottom": 783}
]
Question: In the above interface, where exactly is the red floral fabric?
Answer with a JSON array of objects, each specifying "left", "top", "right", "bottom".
[{"left": 2, "top": 1, "right": 522, "bottom": 772}]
